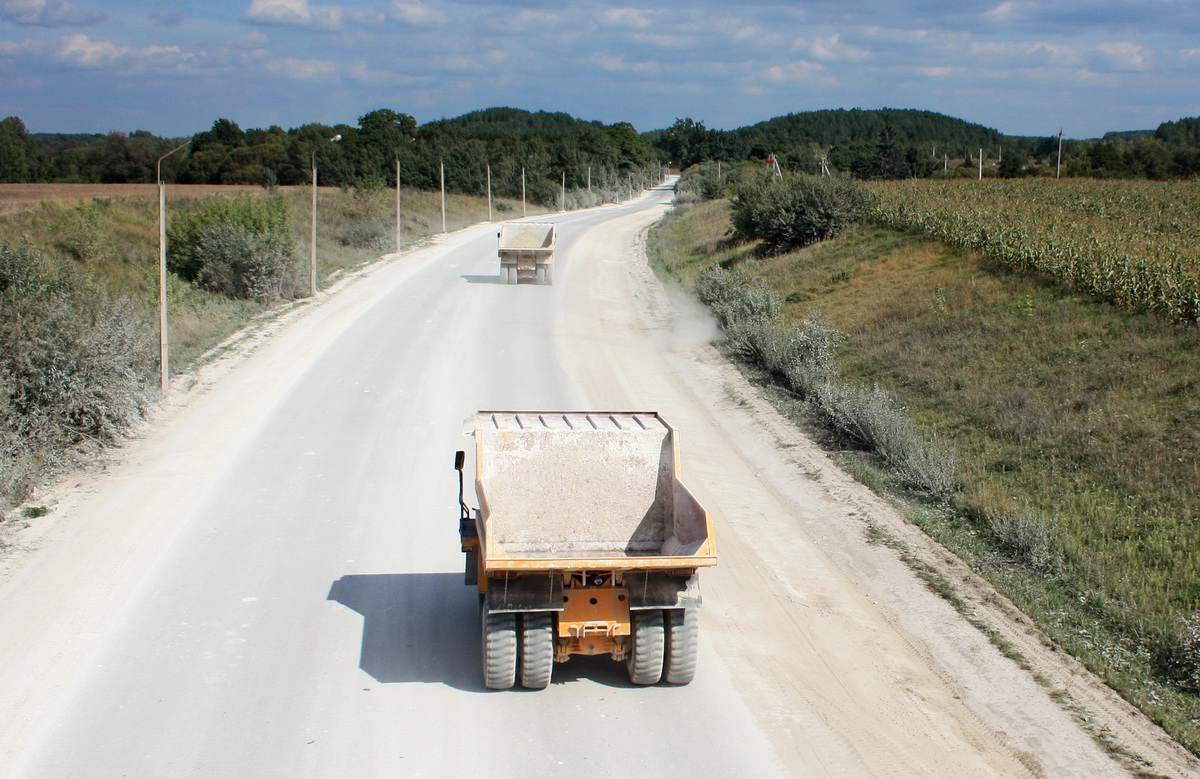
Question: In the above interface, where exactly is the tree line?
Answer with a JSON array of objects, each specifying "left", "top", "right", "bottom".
[
  {"left": 651, "top": 108, "right": 1200, "bottom": 179},
  {"left": 0, "top": 108, "right": 663, "bottom": 207},
  {"left": 4, "top": 107, "right": 1200, "bottom": 190}
]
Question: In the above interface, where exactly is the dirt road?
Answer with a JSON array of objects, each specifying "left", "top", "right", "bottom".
[{"left": 0, "top": 184, "right": 1194, "bottom": 777}]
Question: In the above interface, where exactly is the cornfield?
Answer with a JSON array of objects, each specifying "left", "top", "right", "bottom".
[{"left": 869, "top": 179, "right": 1200, "bottom": 324}]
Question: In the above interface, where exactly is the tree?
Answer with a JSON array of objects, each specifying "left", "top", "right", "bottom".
[
  {"left": 0, "top": 116, "right": 44, "bottom": 182},
  {"left": 998, "top": 148, "right": 1030, "bottom": 178}
]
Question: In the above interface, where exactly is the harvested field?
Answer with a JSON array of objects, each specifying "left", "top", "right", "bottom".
[{"left": 0, "top": 184, "right": 281, "bottom": 214}]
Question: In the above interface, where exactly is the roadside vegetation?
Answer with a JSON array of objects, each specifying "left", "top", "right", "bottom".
[
  {"left": 0, "top": 182, "right": 543, "bottom": 522},
  {"left": 649, "top": 165, "right": 1200, "bottom": 756}
]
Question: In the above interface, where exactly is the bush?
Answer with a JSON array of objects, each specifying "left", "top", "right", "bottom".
[
  {"left": 731, "top": 174, "right": 874, "bottom": 255},
  {"left": 1162, "top": 615, "right": 1200, "bottom": 691},
  {"left": 0, "top": 240, "right": 156, "bottom": 511},
  {"left": 987, "top": 509, "right": 1061, "bottom": 573},
  {"left": 336, "top": 222, "right": 390, "bottom": 250},
  {"left": 167, "top": 193, "right": 295, "bottom": 293},
  {"left": 195, "top": 222, "right": 301, "bottom": 301}
]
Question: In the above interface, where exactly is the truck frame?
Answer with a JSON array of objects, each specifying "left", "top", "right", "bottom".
[{"left": 455, "top": 411, "right": 717, "bottom": 689}]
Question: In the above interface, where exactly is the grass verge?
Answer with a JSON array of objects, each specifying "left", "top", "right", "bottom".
[{"left": 647, "top": 198, "right": 1200, "bottom": 756}]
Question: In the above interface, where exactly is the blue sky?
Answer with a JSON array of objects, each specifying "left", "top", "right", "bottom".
[{"left": 2, "top": 0, "right": 1198, "bottom": 139}]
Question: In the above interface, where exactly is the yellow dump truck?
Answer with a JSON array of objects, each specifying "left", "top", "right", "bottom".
[
  {"left": 497, "top": 222, "right": 556, "bottom": 285},
  {"left": 455, "top": 411, "right": 716, "bottom": 689}
]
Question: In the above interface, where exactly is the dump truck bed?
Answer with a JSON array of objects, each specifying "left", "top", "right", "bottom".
[
  {"left": 497, "top": 222, "right": 556, "bottom": 253},
  {"left": 466, "top": 411, "right": 716, "bottom": 572}
]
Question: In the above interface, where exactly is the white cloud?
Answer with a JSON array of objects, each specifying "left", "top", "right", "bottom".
[
  {"left": 762, "top": 60, "right": 829, "bottom": 83},
  {"left": 602, "top": 8, "right": 655, "bottom": 29},
  {"left": 245, "top": 0, "right": 445, "bottom": 28},
  {"left": 51, "top": 33, "right": 185, "bottom": 70},
  {"left": 594, "top": 53, "right": 661, "bottom": 74},
  {"left": 244, "top": 0, "right": 341, "bottom": 28},
  {"left": 984, "top": 1, "right": 1036, "bottom": 23},
  {"left": 263, "top": 55, "right": 340, "bottom": 80},
  {"left": 0, "top": 0, "right": 103, "bottom": 27},
  {"left": 1095, "top": 41, "right": 1150, "bottom": 70},
  {"left": 380, "top": 1, "right": 445, "bottom": 25},
  {"left": 807, "top": 34, "right": 869, "bottom": 62},
  {"left": 971, "top": 40, "right": 1081, "bottom": 66}
]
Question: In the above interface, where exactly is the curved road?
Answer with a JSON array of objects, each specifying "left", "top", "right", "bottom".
[{"left": 0, "top": 185, "right": 1134, "bottom": 777}]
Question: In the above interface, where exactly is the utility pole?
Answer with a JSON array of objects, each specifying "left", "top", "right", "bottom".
[
  {"left": 1056, "top": 129, "right": 1064, "bottom": 179},
  {"left": 156, "top": 139, "right": 191, "bottom": 393},
  {"left": 439, "top": 158, "right": 446, "bottom": 233},
  {"left": 487, "top": 164, "right": 492, "bottom": 222},
  {"left": 978, "top": 148, "right": 983, "bottom": 180}
]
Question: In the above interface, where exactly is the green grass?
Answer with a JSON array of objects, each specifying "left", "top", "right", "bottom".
[{"left": 648, "top": 198, "right": 1200, "bottom": 756}]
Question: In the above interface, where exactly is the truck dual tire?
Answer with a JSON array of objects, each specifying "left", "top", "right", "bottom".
[
  {"left": 626, "top": 609, "right": 665, "bottom": 685},
  {"left": 520, "top": 612, "right": 555, "bottom": 689},
  {"left": 536, "top": 265, "right": 553, "bottom": 285},
  {"left": 663, "top": 608, "right": 699, "bottom": 685},
  {"left": 482, "top": 605, "right": 556, "bottom": 689},
  {"left": 481, "top": 604, "right": 517, "bottom": 690}
]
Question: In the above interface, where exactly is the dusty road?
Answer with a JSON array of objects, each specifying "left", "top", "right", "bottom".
[{"left": 1, "top": 184, "right": 1194, "bottom": 777}]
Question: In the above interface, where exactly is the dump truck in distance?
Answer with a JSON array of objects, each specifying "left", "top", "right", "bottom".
[
  {"left": 497, "top": 222, "right": 556, "bottom": 285},
  {"left": 455, "top": 411, "right": 716, "bottom": 690}
]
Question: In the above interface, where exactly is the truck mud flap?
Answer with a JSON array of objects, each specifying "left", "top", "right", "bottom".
[
  {"left": 486, "top": 574, "right": 564, "bottom": 613},
  {"left": 625, "top": 573, "right": 702, "bottom": 610}
]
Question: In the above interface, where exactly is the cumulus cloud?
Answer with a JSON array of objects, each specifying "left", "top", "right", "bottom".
[
  {"left": 263, "top": 55, "right": 340, "bottom": 79},
  {"left": 54, "top": 33, "right": 184, "bottom": 69},
  {"left": 762, "top": 60, "right": 830, "bottom": 83},
  {"left": 1094, "top": 41, "right": 1151, "bottom": 70},
  {"left": 594, "top": 53, "right": 661, "bottom": 74},
  {"left": 0, "top": 0, "right": 103, "bottom": 27},
  {"left": 244, "top": 0, "right": 341, "bottom": 28},
  {"left": 984, "top": 1, "right": 1036, "bottom": 24},
  {"left": 602, "top": 8, "right": 655, "bottom": 29},
  {"left": 244, "top": 0, "right": 445, "bottom": 28},
  {"left": 806, "top": 33, "right": 869, "bottom": 62}
]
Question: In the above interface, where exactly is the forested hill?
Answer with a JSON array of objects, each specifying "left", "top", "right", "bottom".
[
  {"left": 446, "top": 107, "right": 603, "bottom": 137},
  {"left": 732, "top": 108, "right": 1006, "bottom": 151}
]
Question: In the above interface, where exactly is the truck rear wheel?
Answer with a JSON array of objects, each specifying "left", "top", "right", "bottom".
[
  {"left": 481, "top": 605, "right": 517, "bottom": 690},
  {"left": 626, "top": 609, "right": 665, "bottom": 685},
  {"left": 520, "top": 612, "right": 555, "bottom": 689},
  {"left": 663, "top": 608, "right": 698, "bottom": 685}
]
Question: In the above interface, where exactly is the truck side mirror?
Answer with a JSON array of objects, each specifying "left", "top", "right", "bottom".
[{"left": 454, "top": 450, "right": 465, "bottom": 471}]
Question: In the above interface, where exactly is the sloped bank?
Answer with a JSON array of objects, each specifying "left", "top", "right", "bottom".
[{"left": 647, "top": 196, "right": 1200, "bottom": 762}]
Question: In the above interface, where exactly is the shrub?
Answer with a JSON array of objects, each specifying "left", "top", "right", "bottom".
[
  {"left": 1162, "top": 615, "right": 1200, "bottom": 691},
  {"left": 987, "top": 509, "right": 1061, "bottom": 573},
  {"left": 336, "top": 222, "right": 390, "bottom": 250},
  {"left": 0, "top": 240, "right": 156, "bottom": 510},
  {"left": 731, "top": 174, "right": 874, "bottom": 255},
  {"left": 195, "top": 222, "right": 300, "bottom": 302},
  {"left": 167, "top": 193, "right": 295, "bottom": 289}
]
